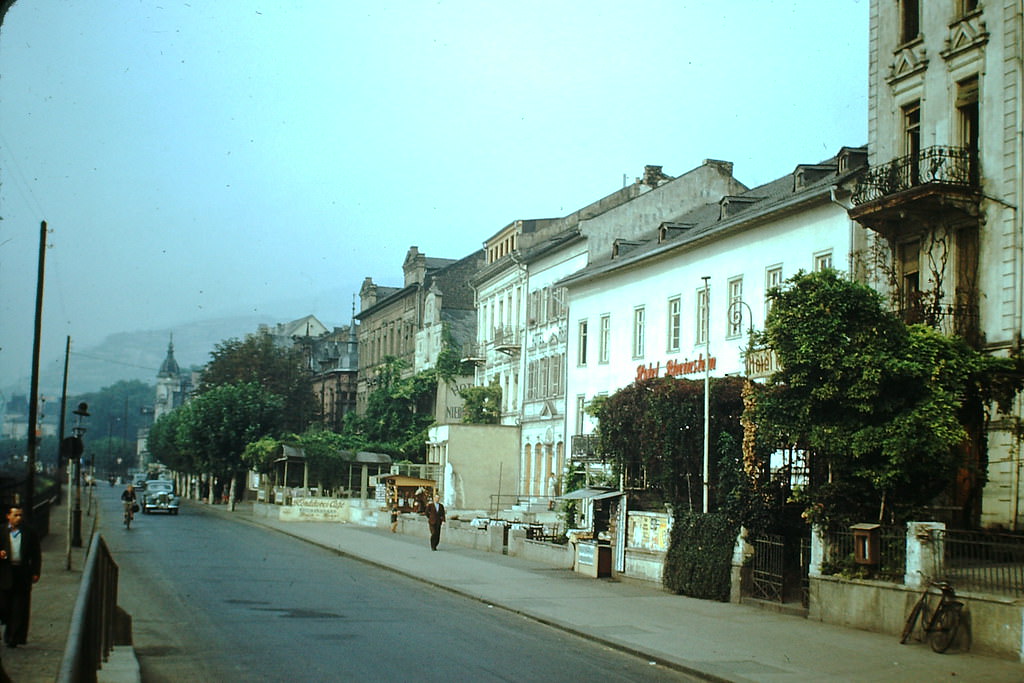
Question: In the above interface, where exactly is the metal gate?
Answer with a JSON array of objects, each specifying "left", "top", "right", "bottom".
[
  {"left": 751, "top": 532, "right": 810, "bottom": 605},
  {"left": 751, "top": 534, "right": 784, "bottom": 601}
]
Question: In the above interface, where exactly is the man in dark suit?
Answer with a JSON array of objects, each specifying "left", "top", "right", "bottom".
[
  {"left": 426, "top": 494, "right": 446, "bottom": 551},
  {"left": 0, "top": 504, "right": 42, "bottom": 648}
]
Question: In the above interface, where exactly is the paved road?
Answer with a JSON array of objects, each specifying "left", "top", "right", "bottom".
[{"left": 99, "top": 488, "right": 695, "bottom": 682}]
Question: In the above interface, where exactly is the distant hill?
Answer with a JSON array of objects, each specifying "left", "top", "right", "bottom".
[{"left": 31, "top": 315, "right": 285, "bottom": 396}]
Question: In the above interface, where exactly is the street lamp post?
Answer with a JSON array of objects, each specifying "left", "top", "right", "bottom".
[
  {"left": 702, "top": 276, "right": 711, "bottom": 514},
  {"left": 70, "top": 402, "right": 89, "bottom": 548}
]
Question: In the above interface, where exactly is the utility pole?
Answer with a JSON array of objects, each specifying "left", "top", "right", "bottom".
[
  {"left": 702, "top": 275, "right": 711, "bottom": 514},
  {"left": 26, "top": 221, "right": 47, "bottom": 518}
]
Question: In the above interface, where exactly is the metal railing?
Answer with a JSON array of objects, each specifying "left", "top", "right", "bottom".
[
  {"left": 851, "top": 145, "right": 976, "bottom": 205},
  {"left": 934, "top": 529, "right": 1024, "bottom": 598},
  {"left": 57, "top": 534, "right": 120, "bottom": 683}
]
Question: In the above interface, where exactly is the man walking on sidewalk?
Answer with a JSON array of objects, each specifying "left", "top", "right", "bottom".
[
  {"left": 0, "top": 505, "right": 42, "bottom": 648},
  {"left": 426, "top": 494, "right": 445, "bottom": 551}
]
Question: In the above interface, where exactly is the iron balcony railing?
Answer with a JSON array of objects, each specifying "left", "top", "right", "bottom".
[{"left": 851, "top": 145, "right": 977, "bottom": 206}]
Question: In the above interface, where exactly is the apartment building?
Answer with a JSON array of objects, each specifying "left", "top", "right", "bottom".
[{"left": 848, "top": 0, "right": 1023, "bottom": 528}]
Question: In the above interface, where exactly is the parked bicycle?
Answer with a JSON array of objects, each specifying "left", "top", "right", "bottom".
[{"left": 900, "top": 579, "right": 963, "bottom": 653}]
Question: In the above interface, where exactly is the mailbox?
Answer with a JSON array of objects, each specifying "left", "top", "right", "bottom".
[{"left": 850, "top": 523, "right": 881, "bottom": 566}]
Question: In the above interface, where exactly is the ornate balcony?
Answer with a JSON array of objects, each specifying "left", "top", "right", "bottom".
[
  {"left": 849, "top": 146, "right": 980, "bottom": 235},
  {"left": 493, "top": 326, "right": 520, "bottom": 356}
]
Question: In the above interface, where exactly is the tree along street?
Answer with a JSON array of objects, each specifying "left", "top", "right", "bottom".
[{"left": 98, "top": 488, "right": 696, "bottom": 682}]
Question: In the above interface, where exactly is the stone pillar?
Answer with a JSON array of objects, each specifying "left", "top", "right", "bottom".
[
  {"left": 905, "top": 521, "right": 945, "bottom": 588},
  {"left": 730, "top": 527, "right": 754, "bottom": 603}
]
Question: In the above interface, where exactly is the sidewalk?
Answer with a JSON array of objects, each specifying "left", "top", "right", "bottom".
[
  {"left": 217, "top": 502, "right": 1023, "bottom": 683},
  {"left": 1, "top": 495, "right": 91, "bottom": 683},
  {"left": 1, "top": 494, "right": 139, "bottom": 683}
]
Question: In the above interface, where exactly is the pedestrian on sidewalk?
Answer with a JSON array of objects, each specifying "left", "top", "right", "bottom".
[
  {"left": 390, "top": 504, "right": 399, "bottom": 533},
  {"left": 426, "top": 494, "right": 445, "bottom": 551},
  {"left": 0, "top": 504, "right": 42, "bottom": 648}
]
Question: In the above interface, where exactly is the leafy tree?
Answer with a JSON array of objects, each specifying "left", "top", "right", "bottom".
[
  {"left": 595, "top": 375, "right": 746, "bottom": 510},
  {"left": 460, "top": 380, "right": 501, "bottom": 424},
  {"left": 754, "top": 269, "right": 1022, "bottom": 530},
  {"left": 434, "top": 324, "right": 475, "bottom": 382},
  {"left": 343, "top": 357, "right": 437, "bottom": 460},
  {"left": 146, "top": 408, "right": 192, "bottom": 473},
  {"left": 72, "top": 379, "right": 154, "bottom": 441},
  {"left": 175, "top": 382, "right": 285, "bottom": 494},
  {"left": 199, "top": 331, "right": 317, "bottom": 433},
  {"left": 240, "top": 436, "right": 281, "bottom": 476},
  {"left": 293, "top": 428, "right": 350, "bottom": 490}
]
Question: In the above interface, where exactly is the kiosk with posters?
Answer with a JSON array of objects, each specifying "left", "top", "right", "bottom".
[
  {"left": 559, "top": 487, "right": 624, "bottom": 578},
  {"left": 375, "top": 474, "right": 436, "bottom": 513}
]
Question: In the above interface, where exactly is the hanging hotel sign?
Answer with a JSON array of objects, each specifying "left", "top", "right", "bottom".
[
  {"left": 744, "top": 346, "right": 780, "bottom": 380},
  {"left": 635, "top": 354, "right": 716, "bottom": 382}
]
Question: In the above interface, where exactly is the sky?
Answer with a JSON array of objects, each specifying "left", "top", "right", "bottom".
[{"left": 0, "top": 0, "right": 868, "bottom": 396}]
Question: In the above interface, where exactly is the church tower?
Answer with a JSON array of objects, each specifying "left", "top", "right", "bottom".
[{"left": 154, "top": 336, "right": 183, "bottom": 422}]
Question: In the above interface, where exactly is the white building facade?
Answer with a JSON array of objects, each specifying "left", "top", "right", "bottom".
[{"left": 564, "top": 149, "right": 870, "bottom": 451}]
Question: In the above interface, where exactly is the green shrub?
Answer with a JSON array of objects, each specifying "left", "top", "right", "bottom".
[{"left": 663, "top": 511, "right": 738, "bottom": 601}]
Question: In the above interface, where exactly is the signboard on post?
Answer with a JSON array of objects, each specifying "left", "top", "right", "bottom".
[{"left": 745, "top": 346, "right": 780, "bottom": 380}]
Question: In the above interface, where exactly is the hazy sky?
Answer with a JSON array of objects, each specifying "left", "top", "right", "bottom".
[{"left": 0, "top": 0, "right": 868, "bottom": 394}]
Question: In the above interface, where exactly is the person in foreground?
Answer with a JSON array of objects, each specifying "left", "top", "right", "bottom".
[
  {"left": 426, "top": 494, "right": 446, "bottom": 551},
  {"left": 0, "top": 504, "right": 42, "bottom": 648}
]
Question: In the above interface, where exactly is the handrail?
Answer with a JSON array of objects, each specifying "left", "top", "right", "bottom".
[{"left": 57, "top": 534, "right": 120, "bottom": 683}]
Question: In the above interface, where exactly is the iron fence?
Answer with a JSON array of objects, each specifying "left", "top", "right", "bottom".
[
  {"left": 57, "top": 534, "right": 120, "bottom": 683},
  {"left": 822, "top": 527, "right": 906, "bottom": 582},
  {"left": 934, "top": 529, "right": 1024, "bottom": 598}
]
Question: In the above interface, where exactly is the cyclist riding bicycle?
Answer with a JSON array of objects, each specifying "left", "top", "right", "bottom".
[{"left": 121, "top": 484, "right": 137, "bottom": 523}]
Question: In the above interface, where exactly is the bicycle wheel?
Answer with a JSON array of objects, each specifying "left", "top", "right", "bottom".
[
  {"left": 124, "top": 512, "right": 131, "bottom": 529},
  {"left": 900, "top": 598, "right": 925, "bottom": 644},
  {"left": 929, "top": 602, "right": 962, "bottom": 653}
]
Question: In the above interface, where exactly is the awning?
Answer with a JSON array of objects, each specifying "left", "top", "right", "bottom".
[{"left": 557, "top": 487, "right": 623, "bottom": 501}]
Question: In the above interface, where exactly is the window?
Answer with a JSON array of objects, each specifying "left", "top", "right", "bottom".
[
  {"left": 814, "top": 251, "right": 833, "bottom": 272},
  {"left": 632, "top": 307, "right": 646, "bottom": 358},
  {"left": 577, "top": 320, "right": 589, "bottom": 366},
  {"left": 898, "top": 240, "right": 921, "bottom": 316},
  {"left": 899, "top": 0, "right": 919, "bottom": 44},
  {"left": 667, "top": 297, "right": 681, "bottom": 351},
  {"left": 727, "top": 277, "right": 743, "bottom": 338},
  {"left": 696, "top": 285, "right": 709, "bottom": 346},
  {"left": 956, "top": 0, "right": 978, "bottom": 18},
  {"left": 551, "top": 353, "right": 563, "bottom": 396},
  {"left": 957, "top": 76, "right": 979, "bottom": 182},
  {"left": 765, "top": 266, "right": 783, "bottom": 316},
  {"left": 599, "top": 315, "right": 610, "bottom": 363},
  {"left": 903, "top": 101, "right": 921, "bottom": 182},
  {"left": 575, "top": 396, "right": 586, "bottom": 436}
]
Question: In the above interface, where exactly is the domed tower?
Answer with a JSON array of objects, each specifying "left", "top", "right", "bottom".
[{"left": 154, "top": 336, "right": 182, "bottom": 422}]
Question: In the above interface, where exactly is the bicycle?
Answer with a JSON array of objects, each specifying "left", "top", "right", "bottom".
[
  {"left": 123, "top": 502, "right": 135, "bottom": 530},
  {"left": 900, "top": 579, "right": 963, "bottom": 653}
]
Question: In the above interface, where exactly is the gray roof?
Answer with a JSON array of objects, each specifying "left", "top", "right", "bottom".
[{"left": 560, "top": 146, "right": 867, "bottom": 289}]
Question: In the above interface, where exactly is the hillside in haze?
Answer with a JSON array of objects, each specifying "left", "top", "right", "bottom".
[{"left": 11, "top": 315, "right": 283, "bottom": 397}]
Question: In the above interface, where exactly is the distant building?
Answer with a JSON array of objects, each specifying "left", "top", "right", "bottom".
[
  {"left": 355, "top": 246, "right": 484, "bottom": 414},
  {"left": 308, "top": 325, "right": 359, "bottom": 432},
  {"left": 153, "top": 337, "right": 193, "bottom": 423}
]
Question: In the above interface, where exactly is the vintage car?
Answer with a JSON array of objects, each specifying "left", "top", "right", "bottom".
[{"left": 142, "top": 479, "right": 179, "bottom": 515}]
